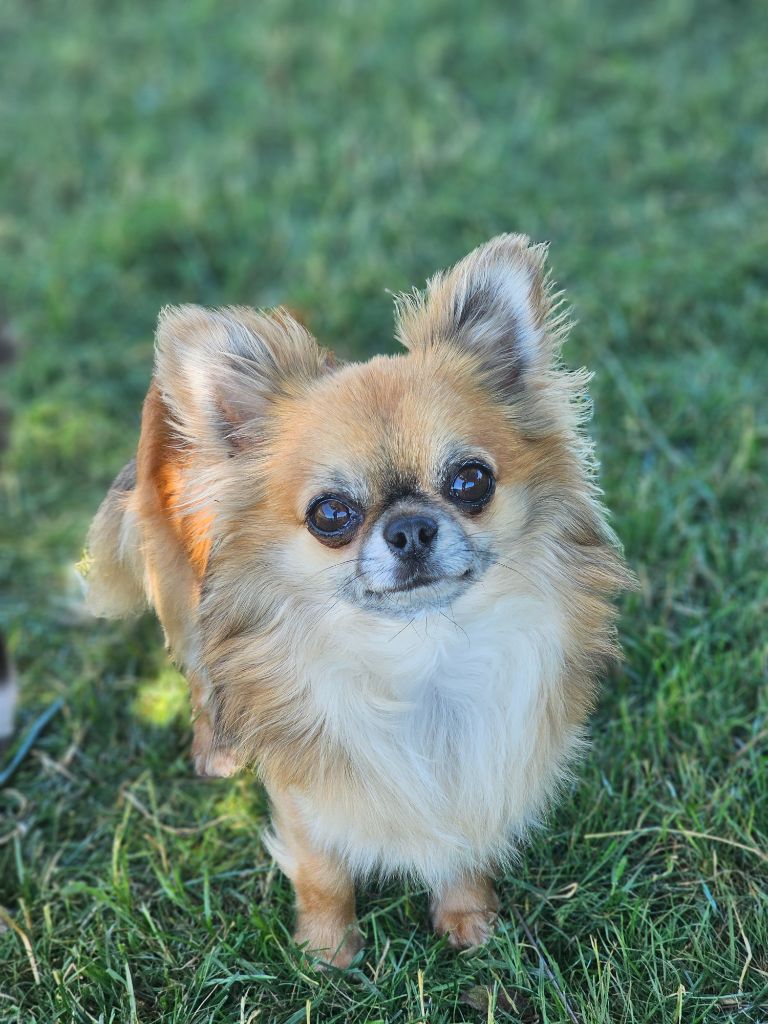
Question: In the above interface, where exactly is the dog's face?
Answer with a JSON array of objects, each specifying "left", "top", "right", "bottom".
[
  {"left": 155, "top": 234, "right": 581, "bottom": 622},
  {"left": 264, "top": 353, "right": 538, "bottom": 619}
]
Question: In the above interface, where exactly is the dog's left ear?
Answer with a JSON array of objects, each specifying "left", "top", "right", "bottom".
[{"left": 396, "top": 234, "right": 568, "bottom": 396}]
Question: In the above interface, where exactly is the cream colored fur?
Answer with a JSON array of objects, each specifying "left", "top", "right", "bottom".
[{"left": 266, "top": 570, "right": 581, "bottom": 889}]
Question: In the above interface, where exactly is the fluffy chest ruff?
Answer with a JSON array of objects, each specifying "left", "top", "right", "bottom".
[{"left": 261, "top": 581, "right": 583, "bottom": 888}]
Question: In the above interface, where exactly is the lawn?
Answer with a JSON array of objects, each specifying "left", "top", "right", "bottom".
[{"left": 1, "top": 0, "right": 766, "bottom": 1021}]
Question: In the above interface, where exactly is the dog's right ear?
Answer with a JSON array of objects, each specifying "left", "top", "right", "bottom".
[{"left": 154, "top": 305, "right": 331, "bottom": 458}]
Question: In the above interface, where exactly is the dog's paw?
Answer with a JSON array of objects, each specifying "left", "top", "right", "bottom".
[
  {"left": 192, "top": 746, "right": 239, "bottom": 778},
  {"left": 191, "top": 712, "right": 239, "bottom": 777},
  {"left": 294, "top": 919, "right": 363, "bottom": 969},
  {"left": 431, "top": 879, "right": 499, "bottom": 950},
  {"left": 432, "top": 905, "right": 498, "bottom": 949}
]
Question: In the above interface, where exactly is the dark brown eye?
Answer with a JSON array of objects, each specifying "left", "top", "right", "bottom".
[
  {"left": 447, "top": 462, "right": 495, "bottom": 510},
  {"left": 307, "top": 496, "right": 362, "bottom": 544}
]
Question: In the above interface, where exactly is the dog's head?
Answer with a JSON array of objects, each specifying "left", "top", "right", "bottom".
[{"left": 155, "top": 235, "right": 599, "bottom": 622}]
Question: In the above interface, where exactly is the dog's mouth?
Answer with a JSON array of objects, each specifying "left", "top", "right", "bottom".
[{"left": 365, "top": 568, "right": 473, "bottom": 598}]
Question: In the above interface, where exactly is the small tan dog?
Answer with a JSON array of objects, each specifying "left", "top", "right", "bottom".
[{"left": 85, "top": 235, "right": 630, "bottom": 965}]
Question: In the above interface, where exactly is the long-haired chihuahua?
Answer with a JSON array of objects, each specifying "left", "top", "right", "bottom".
[{"left": 84, "top": 235, "right": 630, "bottom": 965}]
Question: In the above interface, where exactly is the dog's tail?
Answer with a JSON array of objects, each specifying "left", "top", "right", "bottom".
[{"left": 82, "top": 459, "right": 147, "bottom": 619}]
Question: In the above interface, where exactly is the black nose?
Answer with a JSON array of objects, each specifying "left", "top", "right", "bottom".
[{"left": 383, "top": 514, "right": 439, "bottom": 557}]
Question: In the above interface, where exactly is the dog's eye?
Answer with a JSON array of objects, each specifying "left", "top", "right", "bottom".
[
  {"left": 447, "top": 462, "right": 495, "bottom": 510},
  {"left": 307, "top": 496, "right": 362, "bottom": 545}
]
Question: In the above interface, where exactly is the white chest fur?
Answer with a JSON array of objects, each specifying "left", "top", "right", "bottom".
[{"left": 287, "top": 580, "right": 581, "bottom": 888}]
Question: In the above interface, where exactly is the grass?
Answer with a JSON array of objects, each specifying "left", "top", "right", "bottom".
[{"left": 1, "top": 0, "right": 766, "bottom": 1020}]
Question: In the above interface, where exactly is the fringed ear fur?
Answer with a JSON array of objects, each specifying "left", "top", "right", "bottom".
[
  {"left": 154, "top": 305, "right": 331, "bottom": 458},
  {"left": 395, "top": 234, "right": 571, "bottom": 398}
]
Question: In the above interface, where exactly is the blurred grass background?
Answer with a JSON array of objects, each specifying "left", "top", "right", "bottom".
[{"left": 1, "top": 0, "right": 766, "bottom": 1021}]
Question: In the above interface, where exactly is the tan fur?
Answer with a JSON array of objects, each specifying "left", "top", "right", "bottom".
[{"left": 84, "top": 234, "right": 632, "bottom": 962}]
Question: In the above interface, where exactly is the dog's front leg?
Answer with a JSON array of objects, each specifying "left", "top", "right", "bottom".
[
  {"left": 269, "top": 789, "right": 362, "bottom": 968},
  {"left": 431, "top": 872, "right": 499, "bottom": 948},
  {"left": 188, "top": 672, "right": 238, "bottom": 778}
]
